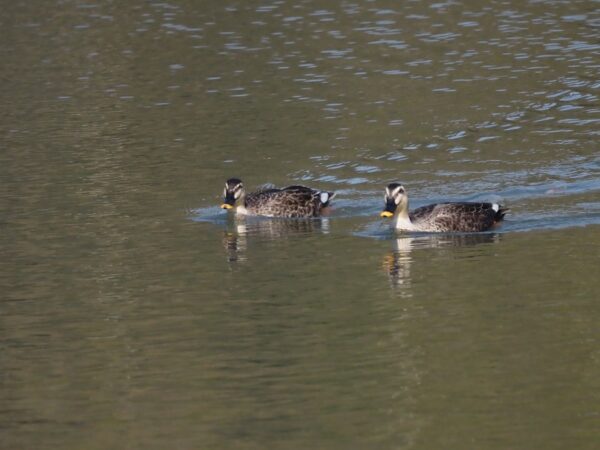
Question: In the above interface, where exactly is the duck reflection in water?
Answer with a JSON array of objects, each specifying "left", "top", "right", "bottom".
[
  {"left": 382, "top": 233, "right": 502, "bottom": 291},
  {"left": 222, "top": 215, "right": 331, "bottom": 264},
  {"left": 382, "top": 237, "right": 414, "bottom": 294}
]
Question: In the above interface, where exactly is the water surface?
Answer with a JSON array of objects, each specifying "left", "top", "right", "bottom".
[{"left": 1, "top": 1, "right": 599, "bottom": 449}]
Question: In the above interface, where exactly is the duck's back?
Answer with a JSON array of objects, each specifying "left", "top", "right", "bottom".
[
  {"left": 411, "top": 202, "right": 506, "bottom": 232},
  {"left": 246, "top": 185, "right": 332, "bottom": 217}
]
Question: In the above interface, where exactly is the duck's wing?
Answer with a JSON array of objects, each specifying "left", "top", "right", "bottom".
[
  {"left": 283, "top": 185, "right": 335, "bottom": 206},
  {"left": 425, "top": 202, "right": 505, "bottom": 232},
  {"left": 409, "top": 204, "right": 437, "bottom": 222},
  {"left": 245, "top": 187, "right": 282, "bottom": 209},
  {"left": 247, "top": 185, "right": 334, "bottom": 217}
]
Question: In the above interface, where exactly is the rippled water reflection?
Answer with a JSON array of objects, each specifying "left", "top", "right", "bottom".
[{"left": 2, "top": 0, "right": 599, "bottom": 449}]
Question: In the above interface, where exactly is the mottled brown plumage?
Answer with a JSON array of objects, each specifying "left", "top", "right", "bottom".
[{"left": 409, "top": 202, "right": 506, "bottom": 232}]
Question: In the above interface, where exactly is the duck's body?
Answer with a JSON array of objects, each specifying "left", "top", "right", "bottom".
[
  {"left": 381, "top": 183, "right": 507, "bottom": 232},
  {"left": 221, "top": 178, "right": 335, "bottom": 218},
  {"left": 404, "top": 202, "right": 506, "bottom": 232}
]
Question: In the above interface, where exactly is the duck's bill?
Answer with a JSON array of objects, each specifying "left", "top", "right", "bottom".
[
  {"left": 380, "top": 198, "right": 397, "bottom": 218},
  {"left": 221, "top": 203, "right": 233, "bottom": 210}
]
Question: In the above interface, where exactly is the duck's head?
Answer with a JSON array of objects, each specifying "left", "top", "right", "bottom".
[
  {"left": 221, "top": 178, "right": 245, "bottom": 210},
  {"left": 381, "top": 183, "right": 407, "bottom": 218}
]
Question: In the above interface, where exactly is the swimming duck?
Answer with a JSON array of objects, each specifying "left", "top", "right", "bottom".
[
  {"left": 221, "top": 178, "right": 335, "bottom": 218},
  {"left": 380, "top": 183, "right": 507, "bottom": 232}
]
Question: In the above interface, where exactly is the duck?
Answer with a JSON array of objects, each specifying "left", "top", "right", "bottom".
[
  {"left": 380, "top": 182, "right": 507, "bottom": 232},
  {"left": 220, "top": 178, "right": 335, "bottom": 218}
]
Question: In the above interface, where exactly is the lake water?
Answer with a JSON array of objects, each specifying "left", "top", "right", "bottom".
[{"left": 1, "top": 0, "right": 599, "bottom": 449}]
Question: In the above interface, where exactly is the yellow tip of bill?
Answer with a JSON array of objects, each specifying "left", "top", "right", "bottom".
[
  {"left": 380, "top": 211, "right": 394, "bottom": 218},
  {"left": 221, "top": 204, "right": 233, "bottom": 210}
]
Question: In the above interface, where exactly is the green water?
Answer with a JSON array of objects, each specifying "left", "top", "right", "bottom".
[{"left": 1, "top": 0, "right": 599, "bottom": 449}]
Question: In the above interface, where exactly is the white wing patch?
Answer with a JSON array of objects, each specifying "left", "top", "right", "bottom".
[
  {"left": 320, "top": 192, "right": 330, "bottom": 204},
  {"left": 492, "top": 203, "right": 499, "bottom": 212}
]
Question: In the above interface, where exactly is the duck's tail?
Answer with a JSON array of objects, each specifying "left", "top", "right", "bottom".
[
  {"left": 319, "top": 191, "right": 336, "bottom": 207},
  {"left": 492, "top": 203, "right": 509, "bottom": 222}
]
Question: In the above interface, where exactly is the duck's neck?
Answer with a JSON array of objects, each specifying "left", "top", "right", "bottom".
[
  {"left": 395, "top": 202, "right": 415, "bottom": 231},
  {"left": 235, "top": 195, "right": 248, "bottom": 215}
]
